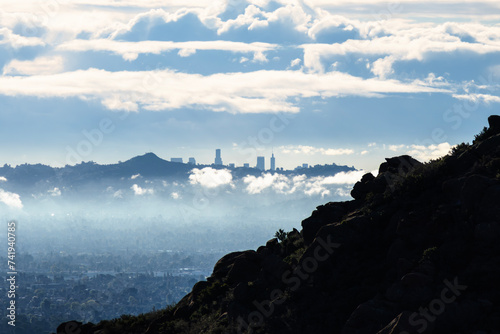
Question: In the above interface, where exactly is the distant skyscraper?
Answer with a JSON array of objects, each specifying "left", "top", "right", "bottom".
[
  {"left": 228, "top": 163, "right": 235, "bottom": 168},
  {"left": 171, "top": 158, "right": 183, "bottom": 163},
  {"left": 188, "top": 157, "right": 196, "bottom": 165},
  {"left": 302, "top": 163, "right": 309, "bottom": 169},
  {"left": 270, "top": 153, "right": 276, "bottom": 171},
  {"left": 257, "top": 156, "right": 265, "bottom": 171},
  {"left": 214, "top": 149, "right": 222, "bottom": 165},
  {"left": 243, "top": 163, "right": 250, "bottom": 168}
]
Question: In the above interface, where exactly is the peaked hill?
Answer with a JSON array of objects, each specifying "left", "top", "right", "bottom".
[{"left": 57, "top": 116, "right": 500, "bottom": 334}]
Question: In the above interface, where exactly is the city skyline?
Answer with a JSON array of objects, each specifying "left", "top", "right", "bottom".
[{"left": 165, "top": 148, "right": 323, "bottom": 171}]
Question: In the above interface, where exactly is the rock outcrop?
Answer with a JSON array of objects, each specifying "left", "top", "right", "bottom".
[{"left": 55, "top": 116, "right": 500, "bottom": 334}]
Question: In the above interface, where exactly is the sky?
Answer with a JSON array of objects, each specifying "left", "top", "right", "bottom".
[{"left": 0, "top": 0, "right": 499, "bottom": 171}]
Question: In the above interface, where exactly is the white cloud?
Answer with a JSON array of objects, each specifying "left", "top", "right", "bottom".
[
  {"left": 253, "top": 51, "right": 268, "bottom": 62},
  {"left": 3, "top": 56, "right": 65, "bottom": 76},
  {"left": 280, "top": 145, "right": 354, "bottom": 156},
  {"left": 317, "top": 170, "right": 366, "bottom": 184},
  {"left": 189, "top": 167, "right": 233, "bottom": 188},
  {"left": 302, "top": 21, "right": 500, "bottom": 72},
  {"left": 0, "top": 69, "right": 448, "bottom": 114},
  {"left": 0, "top": 176, "right": 7, "bottom": 182},
  {"left": 0, "top": 27, "right": 45, "bottom": 48},
  {"left": 0, "top": 189, "right": 23, "bottom": 209},
  {"left": 131, "top": 184, "right": 154, "bottom": 195},
  {"left": 243, "top": 173, "right": 292, "bottom": 194},
  {"left": 371, "top": 56, "right": 395, "bottom": 79},
  {"left": 48, "top": 187, "right": 61, "bottom": 197},
  {"left": 388, "top": 144, "right": 405, "bottom": 152},
  {"left": 452, "top": 93, "right": 500, "bottom": 104},
  {"left": 171, "top": 192, "right": 180, "bottom": 199},
  {"left": 178, "top": 48, "right": 196, "bottom": 57},
  {"left": 360, "top": 150, "right": 369, "bottom": 155},
  {"left": 113, "top": 190, "right": 123, "bottom": 198},
  {"left": 290, "top": 58, "right": 302, "bottom": 67},
  {"left": 57, "top": 39, "right": 277, "bottom": 61},
  {"left": 243, "top": 170, "right": 366, "bottom": 197},
  {"left": 130, "top": 174, "right": 141, "bottom": 180},
  {"left": 407, "top": 142, "right": 452, "bottom": 161}
]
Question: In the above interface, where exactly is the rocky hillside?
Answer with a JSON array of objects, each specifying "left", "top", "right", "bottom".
[{"left": 57, "top": 116, "right": 500, "bottom": 334}]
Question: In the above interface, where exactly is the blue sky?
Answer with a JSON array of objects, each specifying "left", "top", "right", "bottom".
[{"left": 0, "top": 0, "right": 500, "bottom": 171}]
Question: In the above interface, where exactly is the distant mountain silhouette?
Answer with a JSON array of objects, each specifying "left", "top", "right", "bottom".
[
  {"left": 0, "top": 152, "right": 355, "bottom": 190},
  {"left": 56, "top": 115, "right": 500, "bottom": 333}
]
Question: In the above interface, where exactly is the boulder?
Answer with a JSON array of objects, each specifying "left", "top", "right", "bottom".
[
  {"left": 302, "top": 202, "right": 350, "bottom": 244},
  {"left": 488, "top": 115, "right": 500, "bottom": 134},
  {"left": 341, "top": 300, "right": 398, "bottom": 334},
  {"left": 377, "top": 311, "right": 434, "bottom": 334},
  {"left": 379, "top": 155, "right": 422, "bottom": 175},
  {"left": 460, "top": 174, "right": 495, "bottom": 211},
  {"left": 350, "top": 173, "right": 376, "bottom": 200},
  {"left": 213, "top": 250, "right": 261, "bottom": 281},
  {"left": 56, "top": 321, "right": 97, "bottom": 334}
]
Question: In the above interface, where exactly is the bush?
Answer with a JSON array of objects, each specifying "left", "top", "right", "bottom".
[
  {"left": 275, "top": 229, "right": 287, "bottom": 242},
  {"left": 473, "top": 126, "right": 493, "bottom": 144},
  {"left": 450, "top": 142, "right": 470, "bottom": 156},
  {"left": 420, "top": 247, "right": 438, "bottom": 263}
]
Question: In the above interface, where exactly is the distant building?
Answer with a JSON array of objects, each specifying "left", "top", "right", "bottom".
[
  {"left": 188, "top": 157, "right": 196, "bottom": 165},
  {"left": 257, "top": 156, "right": 265, "bottom": 171},
  {"left": 302, "top": 163, "right": 309, "bottom": 169},
  {"left": 171, "top": 158, "right": 183, "bottom": 163},
  {"left": 243, "top": 163, "right": 250, "bottom": 168},
  {"left": 270, "top": 153, "right": 276, "bottom": 171},
  {"left": 214, "top": 149, "right": 223, "bottom": 165},
  {"left": 228, "top": 163, "right": 235, "bottom": 168}
]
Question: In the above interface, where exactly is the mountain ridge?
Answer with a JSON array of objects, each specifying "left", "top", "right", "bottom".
[{"left": 56, "top": 116, "right": 500, "bottom": 334}]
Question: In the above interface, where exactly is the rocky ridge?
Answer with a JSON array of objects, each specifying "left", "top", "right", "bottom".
[{"left": 57, "top": 116, "right": 500, "bottom": 334}]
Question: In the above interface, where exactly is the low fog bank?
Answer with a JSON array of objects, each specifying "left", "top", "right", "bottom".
[{"left": 0, "top": 167, "right": 366, "bottom": 255}]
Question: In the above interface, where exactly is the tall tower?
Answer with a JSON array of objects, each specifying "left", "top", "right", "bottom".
[
  {"left": 270, "top": 152, "right": 276, "bottom": 171},
  {"left": 257, "top": 156, "right": 265, "bottom": 171},
  {"left": 215, "top": 149, "right": 222, "bottom": 165}
]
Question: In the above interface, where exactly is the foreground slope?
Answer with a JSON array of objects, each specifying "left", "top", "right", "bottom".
[{"left": 57, "top": 116, "right": 500, "bottom": 334}]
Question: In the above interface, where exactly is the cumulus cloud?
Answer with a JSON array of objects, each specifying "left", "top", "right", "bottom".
[
  {"left": 407, "top": 142, "right": 453, "bottom": 161},
  {"left": 0, "top": 176, "right": 7, "bottom": 182},
  {"left": 131, "top": 174, "right": 141, "bottom": 180},
  {"left": 280, "top": 145, "right": 354, "bottom": 156},
  {"left": 131, "top": 184, "right": 154, "bottom": 195},
  {"left": 243, "top": 173, "right": 292, "bottom": 194},
  {"left": 301, "top": 21, "right": 500, "bottom": 72},
  {"left": 189, "top": 167, "right": 233, "bottom": 188},
  {"left": 0, "top": 189, "right": 23, "bottom": 209},
  {"left": 371, "top": 56, "right": 395, "bottom": 79},
  {"left": 243, "top": 170, "right": 366, "bottom": 197}
]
